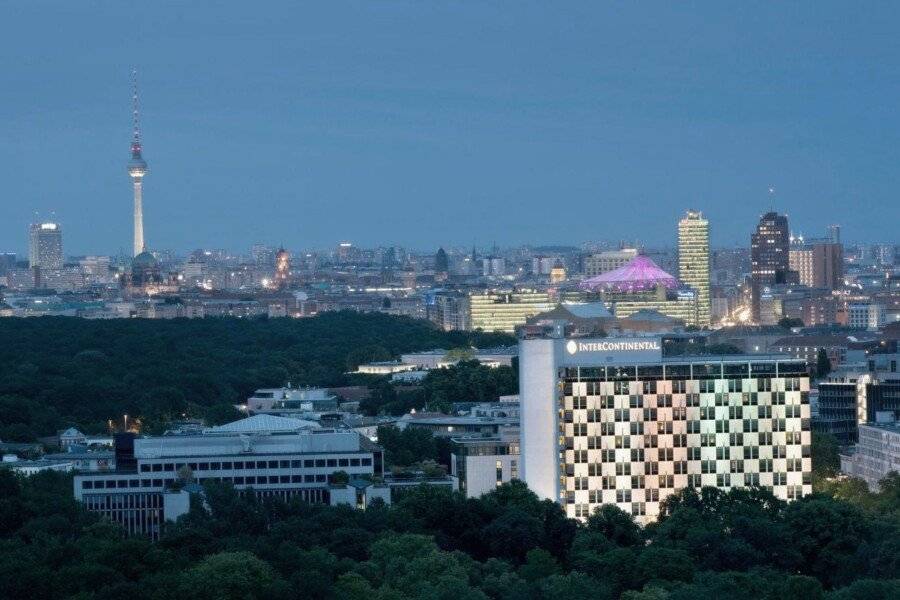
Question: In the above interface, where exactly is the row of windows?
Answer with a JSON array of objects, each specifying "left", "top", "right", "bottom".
[
  {"left": 564, "top": 391, "right": 805, "bottom": 411},
  {"left": 139, "top": 456, "right": 371, "bottom": 473},
  {"left": 564, "top": 377, "right": 804, "bottom": 395},
  {"left": 82, "top": 472, "right": 350, "bottom": 490}
]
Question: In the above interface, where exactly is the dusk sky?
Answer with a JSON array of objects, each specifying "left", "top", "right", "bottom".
[{"left": 2, "top": 2, "right": 899, "bottom": 255}]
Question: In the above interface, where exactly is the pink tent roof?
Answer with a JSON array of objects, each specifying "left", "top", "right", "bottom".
[{"left": 579, "top": 255, "right": 679, "bottom": 293}]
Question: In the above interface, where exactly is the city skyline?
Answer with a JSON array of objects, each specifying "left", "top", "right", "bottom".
[{"left": 2, "top": 4, "right": 900, "bottom": 254}]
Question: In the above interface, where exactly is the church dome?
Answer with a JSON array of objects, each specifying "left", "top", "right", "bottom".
[{"left": 132, "top": 251, "right": 158, "bottom": 269}]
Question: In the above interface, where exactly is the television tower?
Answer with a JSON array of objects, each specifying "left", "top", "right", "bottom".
[{"left": 127, "top": 69, "right": 148, "bottom": 257}]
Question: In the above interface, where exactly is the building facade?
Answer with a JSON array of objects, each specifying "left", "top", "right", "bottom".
[
  {"left": 678, "top": 210, "right": 711, "bottom": 327},
  {"left": 28, "top": 222, "right": 63, "bottom": 270},
  {"left": 468, "top": 290, "right": 553, "bottom": 333},
  {"left": 841, "top": 422, "right": 900, "bottom": 490},
  {"left": 751, "top": 212, "right": 792, "bottom": 323},
  {"left": 583, "top": 249, "right": 639, "bottom": 278},
  {"left": 520, "top": 334, "right": 812, "bottom": 524},
  {"left": 451, "top": 431, "right": 520, "bottom": 498}
]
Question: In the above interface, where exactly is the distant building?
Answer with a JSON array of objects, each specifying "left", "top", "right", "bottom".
[
  {"left": 29, "top": 222, "right": 63, "bottom": 270},
  {"left": 245, "top": 387, "right": 339, "bottom": 415},
  {"left": 468, "top": 290, "right": 554, "bottom": 333},
  {"left": 1, "top": 455, "right": 73, "bottom": 476},
  {"left": 580, "top": 255, "right": 701, "bottom": 327},
  {"left": 355, "top": 361, "right": 418, "bottom": 375},
  {"left": 482, "top": 257, "right": 507, "bottom": 277},
  {"left": 274, "top": 248, "right": 291, "bottom": 289},
  {"left": 789, "top": 238, "right": 843, "bottom": 290},
  {"left": 434, "top": 248, "right": 449, "bottom": 282},
  {"left": 583, "top": 249, "right": 639, "bottom": 278},
  {"left": 751, "top": 212, "right": 793, "bottom": 323},
  {"left": 848, "top": 303, "right": 886, "bottom": 331},
  {"left": 678, "top": 210, "right": 711, "bottom": 327},
  {"left": 426, "top": 291, "right": 470, "bottom": 331}
]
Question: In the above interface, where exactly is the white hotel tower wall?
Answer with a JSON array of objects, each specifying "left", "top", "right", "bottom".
[{"left": 520, "top": 335, "right": 812, "bottom": 524}]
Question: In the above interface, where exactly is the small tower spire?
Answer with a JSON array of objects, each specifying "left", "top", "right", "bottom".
[{"left": 131, "top": 68, "right": 142, "bottom": 156}]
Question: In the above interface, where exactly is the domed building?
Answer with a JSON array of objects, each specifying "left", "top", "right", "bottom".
[
  {"left": 131, "top": 251, "right": 161, "bottom": 287},
  {"left": 578, "top": 255, "right": 702, "bottom": 327}
]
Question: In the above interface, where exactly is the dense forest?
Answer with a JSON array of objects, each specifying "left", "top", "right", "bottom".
[
  {"left": 1, "top": 469, "right": 898, "bottom": 600},
  {"left": 0, "top": 314, "right": 514, "bottom": 442},
  {"left": 361, "top": 360, "right": 519, "bottom": 416}
]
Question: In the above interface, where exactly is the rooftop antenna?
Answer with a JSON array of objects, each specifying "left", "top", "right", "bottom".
[{"left": 131, "top": 68, "right": 141, "bottom": 150}]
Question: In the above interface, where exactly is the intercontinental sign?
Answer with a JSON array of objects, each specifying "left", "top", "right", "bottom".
[
  {"left": 566, "top": 340, "right": 660, "bottom": 354},
  {"left": 559, "top": 337, "right": 663, "bottom": 365}
]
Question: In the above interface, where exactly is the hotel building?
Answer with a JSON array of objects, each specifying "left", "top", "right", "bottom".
[{"left": 520, "top": 331, "right": 812, "bottom": 524}]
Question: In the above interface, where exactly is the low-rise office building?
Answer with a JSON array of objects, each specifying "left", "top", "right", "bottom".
[
  {"left": 245, "top": 387, "right": 339, "bottom": 415},
  {"left": 451, "top": 429, "right": 520, "bottom": 498},
  {"left": 815, "top": 353, "right": 900, "bottom": 444},
  {"left": 520, "top": 331, "right": 812, "bottom": 524},
  {"left": 73, "top": 415, "right": 385, "bottom": 539},
  {"left": 841, "top": 422, "right": 900, "bottom": 490}
]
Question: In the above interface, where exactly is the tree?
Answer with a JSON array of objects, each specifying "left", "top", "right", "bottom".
[
  {"left": 179, "top": 551, "right": 287, "bottom": 599},
  {"left": 778, "top": 317, "right": 804, "bottom": 329},
  {"left": 811, "top": 432, "right": 841, "bottom": 483}
]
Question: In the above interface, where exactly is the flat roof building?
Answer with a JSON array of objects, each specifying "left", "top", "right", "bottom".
[{"left": 73, "top": 416, "right": 384, "bottom": 539}]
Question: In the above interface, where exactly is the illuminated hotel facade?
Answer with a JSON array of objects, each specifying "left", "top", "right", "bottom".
[{"left": 520, "top": 332, "right": 812, "bottom": 524}]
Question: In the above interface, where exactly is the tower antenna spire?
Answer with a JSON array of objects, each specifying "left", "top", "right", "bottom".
[
  {"left": 128, "top": 68, "right": 149, "bottom": 257},
  {"left": 131, "top": 68, "right": 141, "bottom": 151}
]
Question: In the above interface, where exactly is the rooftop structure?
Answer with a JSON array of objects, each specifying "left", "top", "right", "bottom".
[{"left": 580, "top": 256, "right": 679, "bottom": 294}]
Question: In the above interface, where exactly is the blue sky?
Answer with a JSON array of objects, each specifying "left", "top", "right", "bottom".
[{"left": 1, "top": 2, "right": 899, "bottom": 255}]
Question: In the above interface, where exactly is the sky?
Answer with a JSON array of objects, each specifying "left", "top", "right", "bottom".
[{"left": 1, "top": 2, "right": 899, "bottom": 256}]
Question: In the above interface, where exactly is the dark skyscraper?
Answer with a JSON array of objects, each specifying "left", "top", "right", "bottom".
[
  {"left": 750, "top": 211, "right": 791, "bottom": 322},
  {"left": 434, "top": 247, "right": 449, "bottom": 282}
]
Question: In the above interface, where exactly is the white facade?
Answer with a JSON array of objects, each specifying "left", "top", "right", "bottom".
[
  {"left": 848, "top": 303, "right": 886, "bottom": 331},
  {"left": 520, "top": 335, "right": 812, "bottom": 524}
]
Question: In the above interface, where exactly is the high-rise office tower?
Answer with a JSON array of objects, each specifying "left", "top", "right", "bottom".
[
  {"left": 274, "top": 247, "right": 291, "bottom": 288},
  {"left": 28, "top": 222, "right": 63, "bottom": 270},
  {"left": 434, "top": 247, "right": 449, "bottom": 282},
  {"left": 127, "top": 70, "right": 149, "bottom": 257},
  {"left": 678, "top": 210, "right": 711, "bottom": 327},
  {"left": 750, "top": 212, "right": 791, "bottom": 323}
]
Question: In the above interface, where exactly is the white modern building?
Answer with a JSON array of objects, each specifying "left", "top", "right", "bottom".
[
  {"left": 244, "top": 387, "right": 339, "bottom": 414},
  {"left": 847, "top": 303, "right": 886, "bottom": 331},
  {"left": 400, "top": 346, "right": 518, "bottom": 369},
  {"left": 520, "top": 331, "right": 812, "bottom": 524},
  {"left": 73, "top": 415, "right": 384, "bottom": 539},
  {"left": 451, "top": 428, "right": 520, "bottom": 498}
]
